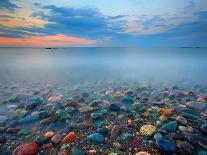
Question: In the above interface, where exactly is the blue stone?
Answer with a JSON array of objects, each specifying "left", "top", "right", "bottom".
[
  {"left": 182, "top": 113, "right": 199, "bottom": 120},
  {"left": 109, "top": 104, "right": 120, "bottom": 111},
  {"left": 70, "top": 147, "right": 85, "bottom": 155},
  {"left": 36, "top": 135, "right": 47, "bottom": 145},
  {"left": 182, "top": 108, "right": 200, "bottom": 116},
  {"left": 198, "top": 151, "right": 207, "bottom": 155},
  {"left": 162, "top": 121, "right": 178, "bottom": 133},
  {"left": 121, "top": 97, "right": 134, "bottom": 105},
  {"left": 47, "top": 124, "right": 56, "bottom": 131},
  {"left": 91, "top": 113, "right": 103, "bottom": 120},
  {"left": 93, "top": 119, "right": 105, "bottom": 127},
  {"left": 19, "top": 115, "right": 39, "bottom": 124},
  {"left": 201, "top": 123, "right": 207, "bottom": 134},
  {"left": 188, "top": 101, "right": 207, "bottom": 111},
  {"left": 154, "top": 133, "right": 163, "bottom": 140},
  {"left": 26, "top": 97, "right": 42, "bottom": 104},
  {"left": 156, "top": 138, "right": 176, "bottom": 153},
  {"left": 88, "top": 133, "right": 104, "bottom": 143},
  {"left": 98, "top": 127, "right": 108, "bottom": 135}
]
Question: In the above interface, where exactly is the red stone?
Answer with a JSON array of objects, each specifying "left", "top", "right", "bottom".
[
  {"left": 64, "top": 101, "right": 78, "bottom": 107},
  {"left": 129, "top": 139, "right": 140, "bottom": 148},
  {"left": 13, "top": 142, "right": 39, "bottom": 155}
]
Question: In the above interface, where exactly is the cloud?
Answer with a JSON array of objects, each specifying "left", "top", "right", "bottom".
[
  {"left": 30, "top": 5, "right": 126, "bottom": 39},
  {"left": 0, "top": 0, "right": 19, "bottom": 11},
  {"left": 0, "top": 34, "right": 96, "bottom": 47},
  {"left": 0, "top": 16, "right": 49, "bottom": 28}
]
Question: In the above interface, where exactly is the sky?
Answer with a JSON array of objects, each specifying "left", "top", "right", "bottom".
[{"left": 0, "top": 0, "right": 207, "bottom": 47}]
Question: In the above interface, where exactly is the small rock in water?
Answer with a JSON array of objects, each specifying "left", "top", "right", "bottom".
[
  {"left": 140, "top": 125, "right": 156, "bottom": 136},
  {"left": 135, "top": 152, "right": 151, "bottom": 155},
  {"left": 0, "top": 135, "right": 7, "bottom": 144},
  {"left": 26, "top": 97, "right": 42, "bottom": 104},
  {"left": 55, "top": 110, "right": 70, "bottom": 122},
  {"left": 109, "top": 103, "right": 120, "bottom": 111},
  {"left": 111, "top": 125, "right": 121, "bottom": 140},
  {"left": 48, "top": 95, "right": 62, "bottom": 102},
  {"left": 88, "top": 133, "right": 104, "bottom": 143},
  {"left": 19, "top": 115, "right": 39, "bottom": 124},
  {"left": 70, "top": 147, "right": 85, "bottom": 155},
  {"left": 176, "top": 116, "right": 188, "bottom": 125},
  {"left": 61, "top": 132, "right": 77, "bottom": 144},
  {"left": 0, "top": 115, "right": 8, "bottom": 124},
  {"left": 156, "top": 138, "right": 176, "bottom": 154},
  {"left": 176, "top": 140, "right": 195, "bottom": 155},
  {"left": 13, "top": 142, "right": 39, "bottom": 155},
  {"left": 121, "top": 132, "right": 133, "bottom": 141},
  {"left": 162, "top": 121, "right": 178, "bottom": 133},
  {"left": 51, "top": 133, "right": 62, "bottom": 145},
  {"left": 157, "top": 108, "right": 173, "bottom": 116},
  {"left": 78, "top": 106, "right": 93, "bottom": 113},
  {"left": 154, "top": 133, "right": 163, "bottom": 141},
  {"left": 98, "top": 127, "right": 108, "bottom": 135},
  {"left": 200, "top": 123, "right": 207, "bottom": 134},
  {"left": 121, "top": 97, "right": 134, "bottom": 104},
  {"left": 44, "top": 131, "right": 55, "bottom": 139}
]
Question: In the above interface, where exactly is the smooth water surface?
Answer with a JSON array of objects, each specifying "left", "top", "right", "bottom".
[{"left": 0, "top": 47, "right": 207, "bottom": 86}]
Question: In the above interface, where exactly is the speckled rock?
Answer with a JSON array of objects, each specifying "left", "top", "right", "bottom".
[{"left": 140, "top": 125, "right": 156, "bottom": 136}]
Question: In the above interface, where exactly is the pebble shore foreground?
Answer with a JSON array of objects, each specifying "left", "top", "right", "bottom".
[{"left": 0, "top": 82, "right": 207, "bottom": 155}]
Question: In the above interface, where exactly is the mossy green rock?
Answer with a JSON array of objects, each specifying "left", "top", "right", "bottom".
[{"left": 55, "top": 110, "right": 70, "bottom": 122}]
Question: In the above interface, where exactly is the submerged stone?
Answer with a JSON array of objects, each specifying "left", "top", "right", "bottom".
[
  {"left": 88, "top": 133, "right": 104, "bottom": 143},
  {"left": 13, "top": 142, "right": 39, "bottom": 155},
  {"left": 200, "top": 123, "right": 207, "bottom": 134},
  {"left": 91, "top": 112, "right": 103, "bottom": 120},
  {"left": 156, "top": 138, "right": 176, "bottom": 153},
  {"left": 26, "top": 97, "right": 42, "bottom": 104},
  {"left": 19, "top": 115, "right": 39, "bottom": 124},
  {"left": 121, "top": 132, "right": 133, "bottom": 141},
  {"left": 55, "top": 110, "right": 70, "bottom": 122},
  {"left": 140, "top": 125, "right": 156, "bottom": 136},
  {"left": 162, "top": 121, "right": 178, "bottom": 133},
  {"left": 121, "top": 97, "right": 134, "bottom": 105},
  {"left": 70, "top": 147, "right": 85, "bottom": 155}
]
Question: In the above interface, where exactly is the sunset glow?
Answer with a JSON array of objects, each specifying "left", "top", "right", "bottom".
[
  {"left": 0, "top": 34, "right": 95, "bottom": 47},
  {"left": 0, "top": 0, "right": 207, "bottom": 47}
]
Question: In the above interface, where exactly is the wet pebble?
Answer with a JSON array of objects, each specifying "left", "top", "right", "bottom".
[{"left": 88, "top": 133, "right": 104, "bottom": 143}]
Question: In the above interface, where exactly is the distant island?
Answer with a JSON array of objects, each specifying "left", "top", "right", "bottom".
[{"left": 181, "top": 47, "right": 200, "bottom": 48}]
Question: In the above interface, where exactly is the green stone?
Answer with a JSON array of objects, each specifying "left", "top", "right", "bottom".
[
  {"left": 55, "top": 110, "right": 70, "bottom": 122},
  {"left": 121, "top": 133, "right": 133, "bottom": 141},
  {"left": 162, "top": 121, "right": 178, "bottom": 133},
  {"left": 100, "top": 109, "right": 108, "bottom": 114}
]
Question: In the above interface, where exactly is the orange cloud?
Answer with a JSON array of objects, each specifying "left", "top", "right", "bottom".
[
  {"left": 0, "top": 34, "right": 95, "bottom": 46},
  {"left": 0, "top": 17, "right": 49, "bottom": 28}
]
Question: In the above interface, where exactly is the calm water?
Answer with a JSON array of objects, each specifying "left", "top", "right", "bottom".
[{"left": 0, "top": 47, "right": 207, "bottom": 87}]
